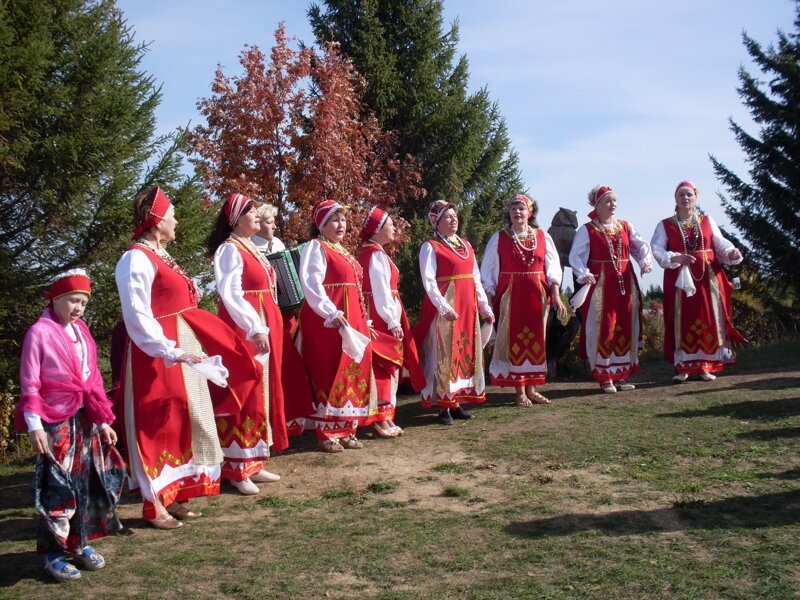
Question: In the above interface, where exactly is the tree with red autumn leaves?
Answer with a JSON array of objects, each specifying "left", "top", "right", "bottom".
[{"left": 189, "top": 24, "right": 425, "bottom": 247}]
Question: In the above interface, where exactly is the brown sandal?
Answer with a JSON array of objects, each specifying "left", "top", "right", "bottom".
[
  {"left": 318, "top": 439, "right": 344, "bottom": 453},
  {"left": 515, "top": 394, "right": 533, "bottom": 407},
  {"left": 339, "top": 435, "right": 363, "bottom": 450},
  {"left": 372, "top": 423, "right": 399, "bottom": 438},
  {"left": 528, "top": 391, "right": 551, "bottom": 404},
  {"left": 167, "top": 502, "right": 202, "bottom": 519}
]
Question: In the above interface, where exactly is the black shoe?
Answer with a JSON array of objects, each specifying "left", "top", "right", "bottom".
[
  {"left": 450, "top": 405, "right": 473, "bottom": 420},
  {"left": 438, "top": 409, "right": 454, "bottom": 425}
]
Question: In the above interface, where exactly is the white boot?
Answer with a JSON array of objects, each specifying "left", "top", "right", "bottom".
[
  {"left": 229, "top": 477, "right": 260, "bottom": 495},
  {"left": 250, "top": 469, "right": 281, "bottom": 483}
]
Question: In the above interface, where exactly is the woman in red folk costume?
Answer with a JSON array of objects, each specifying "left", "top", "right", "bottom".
[
  {"left": 569, "top": 185, "right": 653, "bottom": 394},
  {"left": 298, "top": 199, "right": 376, "bottom": 453},
  {"left": 210, "top": 193, "right": 287, "bottom": 494},
  {"left": 413, "top": 200, "right": 495, "bottom": 425},
  {"left": 115, "top": 187, "right": 261, "bottom": 529},
  {"left": 480, "top": 194, "right": 568, "bottom": 406},
  {"left": 16, "top": 270, "right": 125, "bottom": 583},
  {"left": 357, "top": 207, "right": 424, "bottom": 438},
  {"left": 651, "top": 181, "right": 746, "bottom": 382}
]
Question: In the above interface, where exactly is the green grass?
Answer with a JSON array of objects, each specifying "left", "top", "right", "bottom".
[{"left": 0, "top": 340, "right": 798, "bottom": 598}]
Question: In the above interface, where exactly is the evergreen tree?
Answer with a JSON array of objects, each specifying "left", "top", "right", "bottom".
[
  {"left": 710, "top": 2, "right": 800, "bottom": 295},
  {"left": 308, "top": 0, "right": 523, "bottom": 307},
  {"left": 0, "top": 0, "right": 208, "bottom": 411}
]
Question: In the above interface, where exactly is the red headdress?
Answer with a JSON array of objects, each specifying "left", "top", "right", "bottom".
[
  {"left": 674, "top": 180, "right": 698, "bottom": 196},
  {"left": 508, "top": 194, "right": 534, "bottom": 213},
  {"left": 588, "top": 185, "right": 613, "bottom": 220},
  {"left": 224, "top": 193, "right": 253, "bottom": 227},
  {"left": 359, "top": 206, "right": 389, "bottom": 240},
  {"left": 44, "top": 269, "right": 92, "bottom": 302},
  {"left": 427, "top": 199, "right": 455, "bottom": 228},
  {"left": 133, "top": 187, "right": 172, "bottom": 239},
  {"left": 312, "top": 198, "right": 344, "bottom": 230}
]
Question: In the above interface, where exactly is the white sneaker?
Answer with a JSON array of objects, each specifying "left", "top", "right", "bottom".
[
  {"left": 229, "top": 478, "right": 260, "bottom": 495},
  {"left": 699, "top": 371, "right": 717, "bottom": 381},
  {"left": 673, "top": 373, "right": 689, "bottom": 383},
  {"left": 250, "top": 469, "right": 281, "bottom": 483},
  {"left": 617, "top": 382, "right": 635, "bottom": 391},
  {"left": 601, "top": 383, "right": 617, "bottom": 394}
]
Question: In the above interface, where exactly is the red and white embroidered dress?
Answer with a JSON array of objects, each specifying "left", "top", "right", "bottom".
[
  {"left": 358, "top": 240, "right": 424, "bottom": 422},
  {"left": 412, "top": 237, "right": 493, "bottom": 408},
  {"left": 214, "top": 235, "right": 290, "bottom": 480},
  {"left": 297, "top": 239, "right": 376, "bottom": 441},
  {"left": 651, "top": 214, "right": 746, "bottom": 374},
  {"left": 115, "top": 242, "right": 261, "bottom": 519},
  {"left": 480, "top": 229, "right": 562, "bottom": 386},
  {"left": 569, "top": 220, "right": 652, "bottom": 382}
]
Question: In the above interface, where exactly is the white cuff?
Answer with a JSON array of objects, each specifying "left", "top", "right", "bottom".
[
  {"left": 24, "top": 412, "right": 43, "bottom": 433},
  {"left": 324, "top": 310, "right": 344, "bottom": 328}
]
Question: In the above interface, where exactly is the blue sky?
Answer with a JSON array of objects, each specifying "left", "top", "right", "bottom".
[{"left": 116, "top": 0, "right": 796, "bottom": 285}]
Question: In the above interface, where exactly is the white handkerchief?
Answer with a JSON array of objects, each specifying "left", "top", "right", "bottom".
[
  {"left": 187, "top": 355, "right": 229, "bottom": 387},
  {"left": 253, "top": 352, "right": 270, "bottom": 366},
  {"left": 480, "top": 321, "right": 495, "bottom": 348},
  {"left": 339, "top": 324, "right": 370, "bottom": 362},
  {"left": 676, "top": 265, "right": 697, "bottom": 297},
  {"left": 570, "top": 284, "right": 591, "bottom": 310}
]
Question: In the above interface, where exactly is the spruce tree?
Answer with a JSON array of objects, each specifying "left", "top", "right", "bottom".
[
  {"left": 710, "top": 2, "right": 800, "bottom": 295},
  {"left": 0, "top": 0, "right": 209, "bottom": 415},
  {"left": 308, "top": 0, "right": 523, "bottom": 308}
]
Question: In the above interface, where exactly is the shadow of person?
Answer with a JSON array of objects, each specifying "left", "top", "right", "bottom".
[
  {"left": 0, "top": 550, "right": 45, "bottom": 587},
  {"left": 738, "top": 427, "right": 800, "bottom": 441},
  {"left": 505, "top": 488, "right": 800, "bottom": 539},
  {"left": 659, "top": 397, "right": 800, "bottom": 421}
]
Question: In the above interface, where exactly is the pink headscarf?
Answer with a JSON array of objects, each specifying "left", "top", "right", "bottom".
[{"left": 15, "top": 307, "right": 115, "bottom": 432}]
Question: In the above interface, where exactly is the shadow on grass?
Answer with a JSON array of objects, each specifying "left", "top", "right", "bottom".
[
  {"left": 738, "top": 427, "right": 800, "bottom": 440},
  {"left": 658, "top": 397, "right": 800, "bottom": 421},
  {"left": 506, "top": 489, "right": 800, "bottom": 539},
  {"left": 0, "top": 550, "right": 46, "bottom": 588},
  {"left": 756, "top": 468, "right": 800, "bottom": 480},
  {"left": 673, "top": 376, "right": 800, "bottom": 396}
]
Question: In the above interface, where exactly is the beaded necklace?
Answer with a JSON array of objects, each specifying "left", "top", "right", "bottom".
[
  {"left": 592, "top": 219, "right": 626, "bottom": 296},
  {"left": 675, "top": 212, "right": 706, "bottom": 282},
  {"left": 434, "top": 231, "right": 470, "bottom": 260},
  {"left": 135, "top": 238, "right": 199, "bottom": 304},
  {"left": 508, "top": 227, "right": 538, "bottom": 267},
  {"left": 320, "top": 237, "right": 368, "bottom": 318},
  {"left": 229, "top": 235, "right": 278, "bottom": 304}
]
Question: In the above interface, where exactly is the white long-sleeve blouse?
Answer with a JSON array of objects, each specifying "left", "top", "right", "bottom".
[
  {"left": 213, "top": 239, "right": 270, "bottom": 340},
  {"left": 651, "top": 215, "right": 743, "bottom": 269},
  {"left": 419, "top": 240, "right": 493, "bottom": 318},
  {"left": 569, "top": 221, "right": 653, "bottom": 281},
  {"left": 115, "top": 248, "right": 185, "bottom": 365},
  {"left": 480, "top": 230, "right": 563, "bottom": 296},
  {"left": 366, "top": 242, "right": 402, "bottom": 331}
]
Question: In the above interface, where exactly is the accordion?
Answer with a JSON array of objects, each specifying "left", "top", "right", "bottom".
[{"left": 266, "top": 244, "right": 306, "bottom": 312}]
